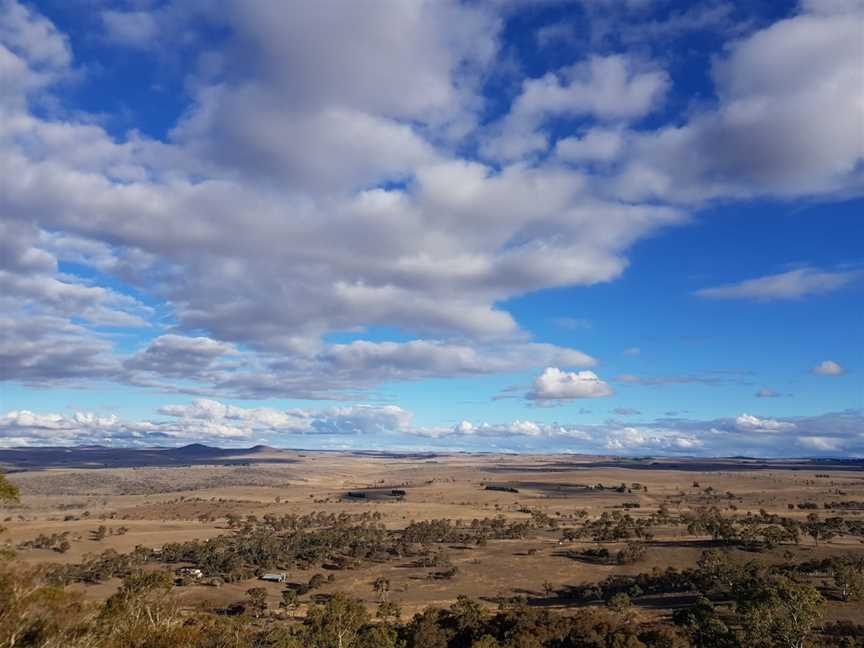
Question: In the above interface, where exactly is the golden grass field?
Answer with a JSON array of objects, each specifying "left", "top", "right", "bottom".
[{"left": 3, "top": 448, "right": 864, "bottom": 623}]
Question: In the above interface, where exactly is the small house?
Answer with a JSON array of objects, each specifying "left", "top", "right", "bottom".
[
  {"left": 261, "top": 572, "right": 287, "bottom": 583},
  {"left": 176, "top": 567, "right": 204, "bottom": 579}
]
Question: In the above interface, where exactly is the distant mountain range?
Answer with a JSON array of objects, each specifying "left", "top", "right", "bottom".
[
  {"left": 0, "top": 444, "right": 861, "bottom": 473},
  {"left": 0, "top": 443, "right": 294, "bottom": 472}
]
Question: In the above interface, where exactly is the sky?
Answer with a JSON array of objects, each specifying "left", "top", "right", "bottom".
[{"left": 0, "top": 0, "right": 862, "bottom": 456}]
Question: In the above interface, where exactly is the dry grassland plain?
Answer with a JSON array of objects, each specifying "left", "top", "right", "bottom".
[{"left": 2, "top": 447, "right": 864, "bottom": 625}]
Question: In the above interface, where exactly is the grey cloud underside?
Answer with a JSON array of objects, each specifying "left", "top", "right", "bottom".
[
  {"left": 123, "top": 338, "right": 598, "bottom": 400},
  {"left": 2, "top": 403, "right": 862, "bottom": 457},
  {"left": 0, "top": 321, "right": 599, "bottom": 399},
  {"left": 0, "top": 0, "right": 862, "bottom": 398},
  {"left": 0, "top": 317, "right": 118, "bottom": 384}
]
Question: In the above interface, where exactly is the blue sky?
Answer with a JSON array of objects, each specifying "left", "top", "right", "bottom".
[{"left": 0, "top": 0, "right": 861, "bottom": 455}]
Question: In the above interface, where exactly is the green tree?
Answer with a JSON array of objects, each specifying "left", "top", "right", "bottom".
[
  {"left": 833, "top": 561, "right": 864, "bottom": 602},
  {"left": 450, "top": 595, "right": 485, "bottom": 639},
  {"left": 373, "top": 576, "right": 390, "bottom": 602},
  {"left": 804, "top": 513, "right": 837, "bottom": 546},
  {"left": 281, "top": 587, "right": 299, "bottom": 611},
  {"left": 696, "top": 549, "right": 743, "bottom": 592},
  {"left": 305, "top": 593, "right": 370, "bottom": 648},
  {"left": 738, "top": 576, "right": 824, "bottom": 648},
  {"left": 607, "top": 592, "right": 632, "bottom": 614},
  {"left": 616, "top": 542, "right": 647, "bottom": 565},
  {"left": 672, "top": 596, "right": 737, "bottom": 648}
]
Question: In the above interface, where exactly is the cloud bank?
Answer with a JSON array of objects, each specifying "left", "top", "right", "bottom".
[{"left": 2, "top": 403, "right": 861, "bottom": 458}]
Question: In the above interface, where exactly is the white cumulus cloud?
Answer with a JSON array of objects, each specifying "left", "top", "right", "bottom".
[
  {"left": 527, "top": 367, "right": 614, "bottom": 402},
  {"left": 812, "top": 360, "right": 846, "bottom": 376},
  {"left": 734, "top": 413, "right": 796, "bottom": 433}
]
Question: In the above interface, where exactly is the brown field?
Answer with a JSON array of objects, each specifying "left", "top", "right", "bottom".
[{"left": 3, "top": 447, "right": 864, "bottom": 623}]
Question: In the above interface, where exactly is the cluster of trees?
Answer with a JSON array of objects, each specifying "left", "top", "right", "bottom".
[
  {"left": 90, "top": 525, "right": 129, "bottom": 541},
  {"left": 684, "top": 507, "right": 802, "bottom": 549},
  {"left": 670, "top": 577, "right": 824, "bottom": 648},
  {"left": 223, "top": 511, "right": 380, "bottom": 532},
  {"left": 674, "top": 506, "right": 864, "bottom": 550},
  {"left": 536, "top": 501, "right": 862, "bottom": 558},
  {"left": 570, "top": 541, "right": 647, "bottom": 566},
  {"left": 586, "top": 482, "right": 633, "bottom": 493},
  {"left": 795, "top": 502, "right": 821, "bottom": 510},
  {"left": 402, "top": 514, "right": 557, "bottom": 546},
  {"left": 17, "top": 532, "right": 71, "bottom": 553},
  {"left": 562, "top": 547, "right": 864, "bottom": 646},
  {"left": 824, "top": 501, "right": 864, "bottom": 511},
  {"left": 47, "top": 548, "right": 145, "bottom": 585},
  {"left": 791, "top": 555, "right": 864, "bottom": 602},
  {"left": 562, "top": 511, "right": 654, "bottom": 543},
  {"left": 562, "top": 549, "right": 840, "bottom": 647},
  {"left": 156, "top": 515, "right": 392, "bottom": 579}
]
